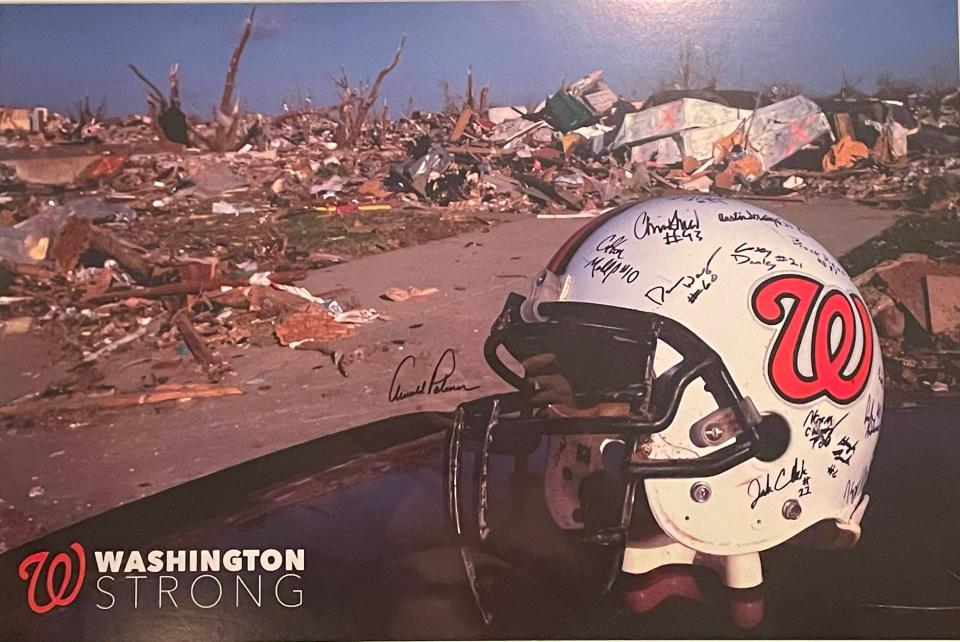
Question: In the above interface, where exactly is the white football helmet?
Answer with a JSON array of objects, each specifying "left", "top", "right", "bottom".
[{"left": 447, "top": 196, "right": 883, "bottom": 592}]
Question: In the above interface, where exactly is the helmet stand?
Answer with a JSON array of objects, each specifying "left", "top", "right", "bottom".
[{"left": 622, "top": 532, "right": 763, "bottom": 589}]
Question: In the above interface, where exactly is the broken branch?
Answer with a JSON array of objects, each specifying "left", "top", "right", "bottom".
[{"left": 127, "top": 64, "right": 167, "bottom": 107}]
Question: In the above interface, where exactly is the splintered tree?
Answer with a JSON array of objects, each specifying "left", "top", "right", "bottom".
[
  {"left": 837, "top": 69, "right": 866, "bottom": 100},
  {"left": 128, "top": 7, "right": 256, "bottom": 151},
  {"left": 876, "top": 71, "right": 922, "bottom": 95},
  {"left": 66, "top": 96, "right": 108, "bottom": 141},
  {"left": 440, "top": 79, "right": 463, "bottom": 115},
  {"left": 332, "top": 36, "right": 405, "bottom": 147},
  {"left": 439, "top": 66, "right": 488, "bottom": 144},
  {"left": 127, "top": 63, "right": 189, "bottom": 144},
  {"left": 440, "top": 67, "right": 490, "bottom": 115},
  {"left": 204, "top": 6, "right": 256, "bottom": 151},
  {"left": 657, "top": 40, "right": 724, "bottom": 92}
]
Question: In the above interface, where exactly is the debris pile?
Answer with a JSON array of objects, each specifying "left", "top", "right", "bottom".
[
  {"left": 3, "top": 70, "right": 957, "bottom": 214},
  {"left": 0, "top": 188, "right": 385, "bottom": 418},
  {"left": 0, "top": 194, "right": 379, "bottom": 380},
  {"left": 1, "top": 37, "right": 958, "bottom": 405},
  {"left": 851, "top": 240, "right": 960, "bottom": 397}
]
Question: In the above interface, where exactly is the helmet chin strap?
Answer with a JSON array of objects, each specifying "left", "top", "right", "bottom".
[{"left": 622, "top": 532, "right": 764, "bottom": 589}]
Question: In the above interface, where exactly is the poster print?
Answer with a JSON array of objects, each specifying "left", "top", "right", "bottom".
[{"left": 0, "top": 1, "right": 958, "bottom": 639}]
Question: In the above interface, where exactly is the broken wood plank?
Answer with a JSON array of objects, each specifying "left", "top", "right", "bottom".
[
  {"left": 0, "top": 383, "right": 243, "bottom": 416},
  {"left": 0, "top": 258, "right": 57, "bottom": 281},
  {"left": 449, "top": 106, "right": 473, "bottom": 143},
  {"left": 650, "top": 172, "right": 681, "bottom": 189},
  {"left": 174, "top": 313, "right": 218, "bottom": 366},
  {"left": 834, "top": 112, "right": 856, "bottom": 140},
  {"left": 768, "top": 168, "right": 873, "bottom": 180},
  {"left": 518, "top": 173, "right": 583, "bottom": 210},
  {"left": 83, "top": 271, "right": 307, "bottom": 304},
  {"left": 446, "top": 144, "right": 495, "bottom": 156},
  {"left": 87, "top": 226, "right": 154, "bottom": 284}
]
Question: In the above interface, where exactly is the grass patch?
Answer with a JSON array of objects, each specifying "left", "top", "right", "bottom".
[{"left": 281, "top": 208, "right": 489, "bottom": 258}]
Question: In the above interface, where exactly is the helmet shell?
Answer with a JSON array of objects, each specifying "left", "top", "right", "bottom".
[{"left": 532, "top": 196, "right": 882, "bottom": 556}]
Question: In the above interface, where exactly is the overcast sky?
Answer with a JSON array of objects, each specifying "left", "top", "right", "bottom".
[{"left": 1, "top": 0, "right": 957, "bottom": 117}]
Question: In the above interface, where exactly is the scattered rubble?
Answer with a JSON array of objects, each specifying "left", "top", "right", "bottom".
[
  {"left": 1, "top": 29, "right": 957, "bottom": 412},
  {"left": 844, "top": 212, "right": 960, "bottom": 398},
  {"left": 4, "top": 69, "right": 955, "bottom": 219}
]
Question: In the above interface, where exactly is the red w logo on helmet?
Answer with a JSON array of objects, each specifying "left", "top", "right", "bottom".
[{"left": 751, "top": 274, "right": 874, "bottom": 405}]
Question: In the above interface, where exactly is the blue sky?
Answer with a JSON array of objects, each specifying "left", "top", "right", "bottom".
[{"left": 0, "top": 1, "right": 957, "bottom": 117}]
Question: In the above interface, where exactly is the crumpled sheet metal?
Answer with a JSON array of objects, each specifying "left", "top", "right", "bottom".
[
  {"left": 745, "top": 95, "right": 832, "bottom": 171},
  {"left": 611, "top": 98, "right": 751, "bottom": 150},
  {"left": 0, "top": 198, "right": 136, "bottom": 264},
  {"left": 391, "top": 145, "right": 452, "bottom": 196},
  {"left": 629, "top": 136, "right": 683, "bottom": 166},
  {"left": 680, "top": 118, "right": 748, "bottom": 161}
]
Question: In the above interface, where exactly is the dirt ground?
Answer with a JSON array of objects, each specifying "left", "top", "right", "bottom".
[{"left": 0, "top": 198, "right": 911, "bottom": 552}]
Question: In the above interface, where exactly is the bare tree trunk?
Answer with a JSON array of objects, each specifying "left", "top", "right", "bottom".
[
  {"left": 169, "top": 64, "right": 181, "bottom": 107},
  {"left": 348, "top": 36, "right": 405, "bottom": 145},
  {"left": 220, "top": 6, "right": 256, "bottom": 115},
  {"left": 128, "top": 7, "right": 256, "bottom": 151},
  {"left": 466, "top": 66, "right": 474, "bottom": 109},
  {"left": 379, "top": 100, "right": 389, "bottom": 144}
]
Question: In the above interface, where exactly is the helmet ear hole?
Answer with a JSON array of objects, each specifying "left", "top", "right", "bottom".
[
  {"left": 754, "top": 413, "right": 791, "bottom": 462},
  {"left": 577, "top": 470, "right": 625, "bottom": 531}
]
